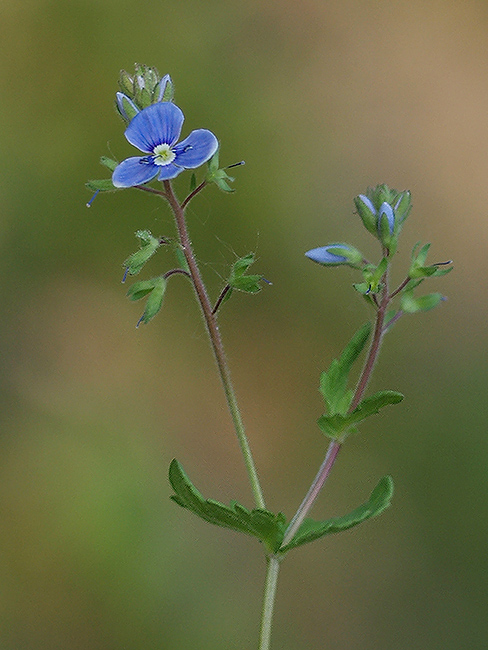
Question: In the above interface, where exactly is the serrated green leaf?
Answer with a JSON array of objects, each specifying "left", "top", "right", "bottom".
[
  {"left": 347, "top": 390, "right": 404, "bottom": 424},
  {"left": 100, "top": 156, "right": 118, "bottom": 171},
  {"left": 280, "top": 476, "right": 394, "bottom": 552},
  {"left": 169, "top": 459, "right": 287, "bottom": 553},
  {"left": 85, "top": 178, "right": 117, "bottom": 192},
  {"left": 317, "top": 390, "right": 403, "bottom": 439},
  {"left": 227, "top": 254, "right": 263, "bottom": 295}
]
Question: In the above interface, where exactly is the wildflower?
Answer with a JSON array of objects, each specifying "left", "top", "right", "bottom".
[{"left": 112, "top": 102, "right": 218, "bottom": 187}]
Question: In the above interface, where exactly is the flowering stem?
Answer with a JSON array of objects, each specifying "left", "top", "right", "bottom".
[
  {"left": 281, "top": 264, "right": 391, "bottom": 549},
  {"left": 163, "top": 180, "right": 265, "bottom": 510}
]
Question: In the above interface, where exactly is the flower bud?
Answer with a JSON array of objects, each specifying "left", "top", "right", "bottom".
[
  {"left": 305, "top": 244, "right": 363, "bottom": 267},
  {"left": 115, "top": 92, "right": 140, "bottom": 124},
  {"left": 155, "top": 74, "right": 174, "bottom": 102},
  {"left": 393, "top": 190, "right": 411, "bottom": 224},
  {"left": 117, "top": 66, "right": 174, "bottom": 115},
  {"left": 118, "top": 69, "right": 135, "bottom": 98},
  {"left": 354, "top": 194, "right": 377, "bottom": 235}
]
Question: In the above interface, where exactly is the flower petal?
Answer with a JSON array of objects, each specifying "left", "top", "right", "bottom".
[
  {"left": 173, "top": 129, "right": 219, "bottom": 169},
  {"left": 124, "top": 103, "right": 185, "bottom": 153},
  {"left": 157, "top": 163, "right": 185, "bottom": 181},
  {"left": 112, "top": 157, "right": 159, "bottom": 188}
]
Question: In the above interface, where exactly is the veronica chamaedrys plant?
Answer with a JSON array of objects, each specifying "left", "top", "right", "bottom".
[{"left": 87, "top": 66, "right": 452, "bottom": 650}]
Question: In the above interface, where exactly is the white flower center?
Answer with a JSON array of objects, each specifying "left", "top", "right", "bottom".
[{"left": 153, "top": 143, "right": 176, "bottom": 166}]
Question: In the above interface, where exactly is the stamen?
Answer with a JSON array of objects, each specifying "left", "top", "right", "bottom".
[
  {"left": 226, "top": 161, "right": 245, "bottom": 169},
  {"left": 86, "top": 190, "right": 100, "bottom": 207},
  {"left": 122, "top": 267, "right": 129, "bottom": 283}
]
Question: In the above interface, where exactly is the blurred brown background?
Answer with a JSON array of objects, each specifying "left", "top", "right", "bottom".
[{"left": 0, "top": 0, "right": 485, "bottom": 648}]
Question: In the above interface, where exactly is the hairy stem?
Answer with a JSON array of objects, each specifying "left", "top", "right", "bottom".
[{"left": 163, "top": 180, "right": 265, "bottom": 509}]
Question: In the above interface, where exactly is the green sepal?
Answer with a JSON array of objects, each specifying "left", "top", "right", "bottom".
[
  {"left": 100, "top": 156, "right": 118, "bottom": 172},
  {"left": 400, "top": 291, "right": 444, "bottom": 313},
  {"left": 85, "top": 178, "right": 117, "bottom": 192},
  {"left": 172, "top": 243, "right": 190, "bottom": 274},
  {"left": 189, "top": 173, "right": 197, "bottom": 193},
  {"left": 206, "top": 150, "right": 237, "bottom": 193},
  {"left": 320, "top": 322, "right": 371, "bottom": 417},
  {"left": 279, "top": 476, "right": 393, "bottom": 553},
  {"left": 124, "top": 230, "right": 161, "bottom": 276},
  {"left": 360, "top": 257, "right": 388, "bottom": 295},
  {"left": 127, "top": 276, "right": 166, "bottom": 325},
  {"left": 408, "top": 242, "right": 453, "bottom": 280},
  {"left": 118, "top": 69, "right": 135, "bottom": 98},
  {"left": 228, "top": 253, "right": 263, "bottom": 294},
  {"left": 169, "top": 459, "right": 287, "bottom": 554}
]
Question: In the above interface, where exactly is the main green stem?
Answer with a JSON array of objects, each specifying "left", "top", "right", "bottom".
[
  {"left": 164, "top": 181, "right": 265, "bottom": 510},
  {"left": 258, "top": 556, "right": 281, "bottom": 650}
]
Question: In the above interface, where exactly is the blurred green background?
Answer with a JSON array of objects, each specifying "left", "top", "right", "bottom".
[{"left": 0, "top": 0, "right": 485, "bottom": 648}]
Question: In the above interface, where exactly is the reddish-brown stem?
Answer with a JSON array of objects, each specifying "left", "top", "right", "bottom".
[
  {"left": 163, "top": 268, "right": 191, "bottom": 280},
  {"left": 135, "top": 184, "right": 167, "bottom": 197},
  {"left": 212, "top": 284, "right": 231, "bottom": 315},
  {"left": 181, "top": 180, "right": 208, "bottom": 210},
  {"left": 388, "top": 276, "right": 411, "bottom": 301}
]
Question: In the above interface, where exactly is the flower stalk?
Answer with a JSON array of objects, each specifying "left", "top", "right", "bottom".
[{"left": 163, "top": 180, "right": 266, "bottom": 510}]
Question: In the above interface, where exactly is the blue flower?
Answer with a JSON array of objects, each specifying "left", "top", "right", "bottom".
[
  {"left": 305, "top": 244, "right": 363, "bottom": 266},
  {"left": 112, "top": 102, "right": 219, "bottom": 187}
]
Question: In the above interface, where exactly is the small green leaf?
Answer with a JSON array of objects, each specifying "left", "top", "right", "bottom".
[
  {"left": 126, "top": 279, "right": 157, "bottom": 301},
  {"left": 172, "top": 243, "right": 190, "bottom": 274},
  {"left": 100, "top": 156, "right": 118, "bottom": 171},
  {"left": 400, "top": 291, "right": 444, "bottom": 313},
  {"left": 320, "top": 322, "right": 371, "bottom": 416},
  {"left": 139, "top": 277, "right": 166, "bottom": 324},
  {"left": 432, "top": 265, "right": 453, "bottom": 277},
  {"left": 206, "top": 149, "right": 237, "bottom": 193},
  {"left": 169, "top": 459, "right": 287, "bottom": 553},
  {"left": 280, "top": 476, "right": 394, "bottom": 552},
  {"left": 361, "top": 257, "right": 388, "bottom": 293},
  {"left": 228, "top": 253, "right": 264, "bottom": 295},
  {"left": 124, "top": 230, "right": 161, "bottom": 276},
  {"left": 86, "top": 178, "right": 117, "bottom": 192},
  {"left": 347, "top": 390, "right": 404, "bottom": 425}
]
